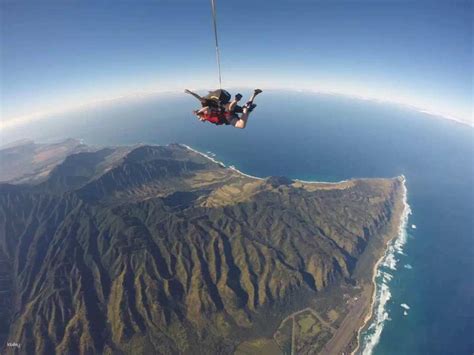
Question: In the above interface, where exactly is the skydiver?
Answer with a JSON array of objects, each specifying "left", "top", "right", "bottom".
[{"left": 186, "top": 89, "right": 262, "bottom": 129}]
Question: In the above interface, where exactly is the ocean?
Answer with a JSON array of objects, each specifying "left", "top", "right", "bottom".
[{"left": 3, "top": 90, "right": 473, "bottom": 354}]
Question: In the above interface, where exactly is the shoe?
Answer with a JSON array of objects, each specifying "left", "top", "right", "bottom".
[
  {"left": 254, "top": 89, "right": 263, "bottom": 95},
  {"left": 235, "top": 93, "right": 243, "bottom": 101},
  {"left": 234, "top": 105, "right": 244, "bottom": 113},
  {"left": 244, "top": 103, "right": 257, "bottom": 112}
]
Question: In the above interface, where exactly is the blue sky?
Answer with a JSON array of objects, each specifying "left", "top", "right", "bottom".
[{"left": 1, "top": 0, "right": 472, "bottom": 126}]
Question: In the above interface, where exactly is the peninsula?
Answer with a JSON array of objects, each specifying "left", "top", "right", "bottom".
[{"left": 0, "top": 140, "right": 406, "bottom": 354}]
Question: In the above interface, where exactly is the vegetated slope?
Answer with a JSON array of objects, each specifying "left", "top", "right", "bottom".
[{"left": 0, "top": 144, "right": 402, "bottom": 354}]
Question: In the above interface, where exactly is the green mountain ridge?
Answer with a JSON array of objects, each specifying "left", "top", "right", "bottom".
[{"left": 0, "top": 142, "right": 403, "bottom": 354}]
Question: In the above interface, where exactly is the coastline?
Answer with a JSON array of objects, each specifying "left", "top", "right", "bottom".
[
  {"left": 181, "top": 143, "right": 410, "bottom": 354},
  {"left": 353, "top": 176, "right": 411, "bottom": 354},
  {"left": 180, "top": 144, "right": 227, "bottom": 168},
  {"left": 294, "top": 178, "right": 350, "bottom": 185},
  {"left": 352, "top": 250, "right": 387, "bottom": 355},
  {"left": 319, "top": 176, "right": 408, "bottom": 355},
  {"left": 181, "top": 144, "right": 265, "bottom": 180},
  {"left": 182, "top": 144, "right": 389, "bottom": 187},
  {"left": 4, "top": 139, "right": 412, "bottom": 354}
]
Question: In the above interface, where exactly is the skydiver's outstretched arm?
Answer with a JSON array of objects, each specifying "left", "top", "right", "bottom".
[
  {"left": 193, "top": 106, "right": 210, "bottom": 121},
  {"left": 184, "top": 89, "right": 205, "bottom": 103},
  {"left": 194, "top": 106, "right": 208, "bottom": 115},
  {"left": 226, "top": 94, "right": 242, "bottom": 113}
]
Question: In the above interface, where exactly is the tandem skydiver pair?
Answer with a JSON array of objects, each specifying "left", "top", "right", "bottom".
[{"left": 185, "top": 88, "right": 262, "bottom": 129}]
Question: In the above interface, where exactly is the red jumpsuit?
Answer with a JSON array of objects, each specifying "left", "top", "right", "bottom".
[{"left": 200, "top": 110, "right": 234, "bottom": 125}]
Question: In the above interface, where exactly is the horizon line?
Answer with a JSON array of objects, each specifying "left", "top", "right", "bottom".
[{"left": 1, "top": 86, "right": 472, "bottom": 130}]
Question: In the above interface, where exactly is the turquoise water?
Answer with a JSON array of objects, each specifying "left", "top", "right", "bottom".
[{"left": 3, "top": 91, "right": 473, "bottom": 354}]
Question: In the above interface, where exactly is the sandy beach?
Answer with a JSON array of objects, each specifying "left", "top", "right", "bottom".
[
  {"left": 182, "top": 144, "right": 410, "bottom": 355},
  {"left": 351, "top": 177, "right": 410, "bottom": 355}
]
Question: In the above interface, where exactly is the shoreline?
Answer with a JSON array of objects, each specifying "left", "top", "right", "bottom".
[
  {"left": 181, "top": 144, "right": 395, "bottom": 186},
  {"left": 294, "top": 178, "right": 349, "bottom": 184},
  {"left": 182, "top": 142, "right": 410, "bottom": 354},
  {"left": 181, "top": 144, "right": 263, "bottom": 181},
  {"left": 4, "top": 139, "right": 410, "bottom": 354},
  {"left": 353, "top": 176, "right": 411, "bottom": 354}
]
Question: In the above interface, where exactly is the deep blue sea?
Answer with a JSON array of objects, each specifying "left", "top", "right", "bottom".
[{"left": 3, "top": 91, "right": 473, "bottom": 354}]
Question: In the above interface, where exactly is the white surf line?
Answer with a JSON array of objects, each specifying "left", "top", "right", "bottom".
[
  {"left": 180, "top": 144, "right": 395, "bottom": 186},
  {"left": 180, "top": 144, "right": 264, "bottom": 181},
  {"left": 180, "top": 144, "right": 227, "bottom": 167},
  {"left": 295, "top": 176, "right": 391, "bottom": 185},
  {"left": 358, "top": 176, "right": 412, "bottom": 355},
  {"left": 294, "top": 178, "right": 350, "bottom": 185},
  {"left": 227, "top": 165, "right": 265, "bottom": 181}
]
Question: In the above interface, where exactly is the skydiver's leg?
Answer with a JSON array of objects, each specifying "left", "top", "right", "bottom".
[
  {"left": 232, "top": 109, "right": 250, "bottom": 129},
  {"left": 226, "top": 93, "right": 242, "bottom": 112},
  {"left": 232, "top": 90, "right": 261, "bottom": 129},
  {"left": 245, "top": 89, "right": 262, "bottom": 105}
]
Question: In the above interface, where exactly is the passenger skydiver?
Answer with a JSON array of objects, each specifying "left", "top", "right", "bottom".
[{"left": 185, "top": 89, "right": 262, "bottom": 129}]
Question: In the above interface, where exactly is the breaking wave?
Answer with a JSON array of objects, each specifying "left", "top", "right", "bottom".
[
  {"left": 359, "top": 178, "right": 412, "bottom": 355},
  {"left": 182, "top": 144, "right": 264, "bottom": 180}
]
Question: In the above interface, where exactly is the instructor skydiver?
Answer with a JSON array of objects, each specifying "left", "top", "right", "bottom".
[{"left": 185, "top": 88, "right": 262, "bottom": 129}]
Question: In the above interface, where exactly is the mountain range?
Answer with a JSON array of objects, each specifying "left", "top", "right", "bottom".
[{"left": 0, "top": 140, "right": 404, "bottom": 354}]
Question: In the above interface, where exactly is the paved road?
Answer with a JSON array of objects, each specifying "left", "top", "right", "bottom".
[{"left": 321, "top": 290, "right": 371, "bottom": 355}]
